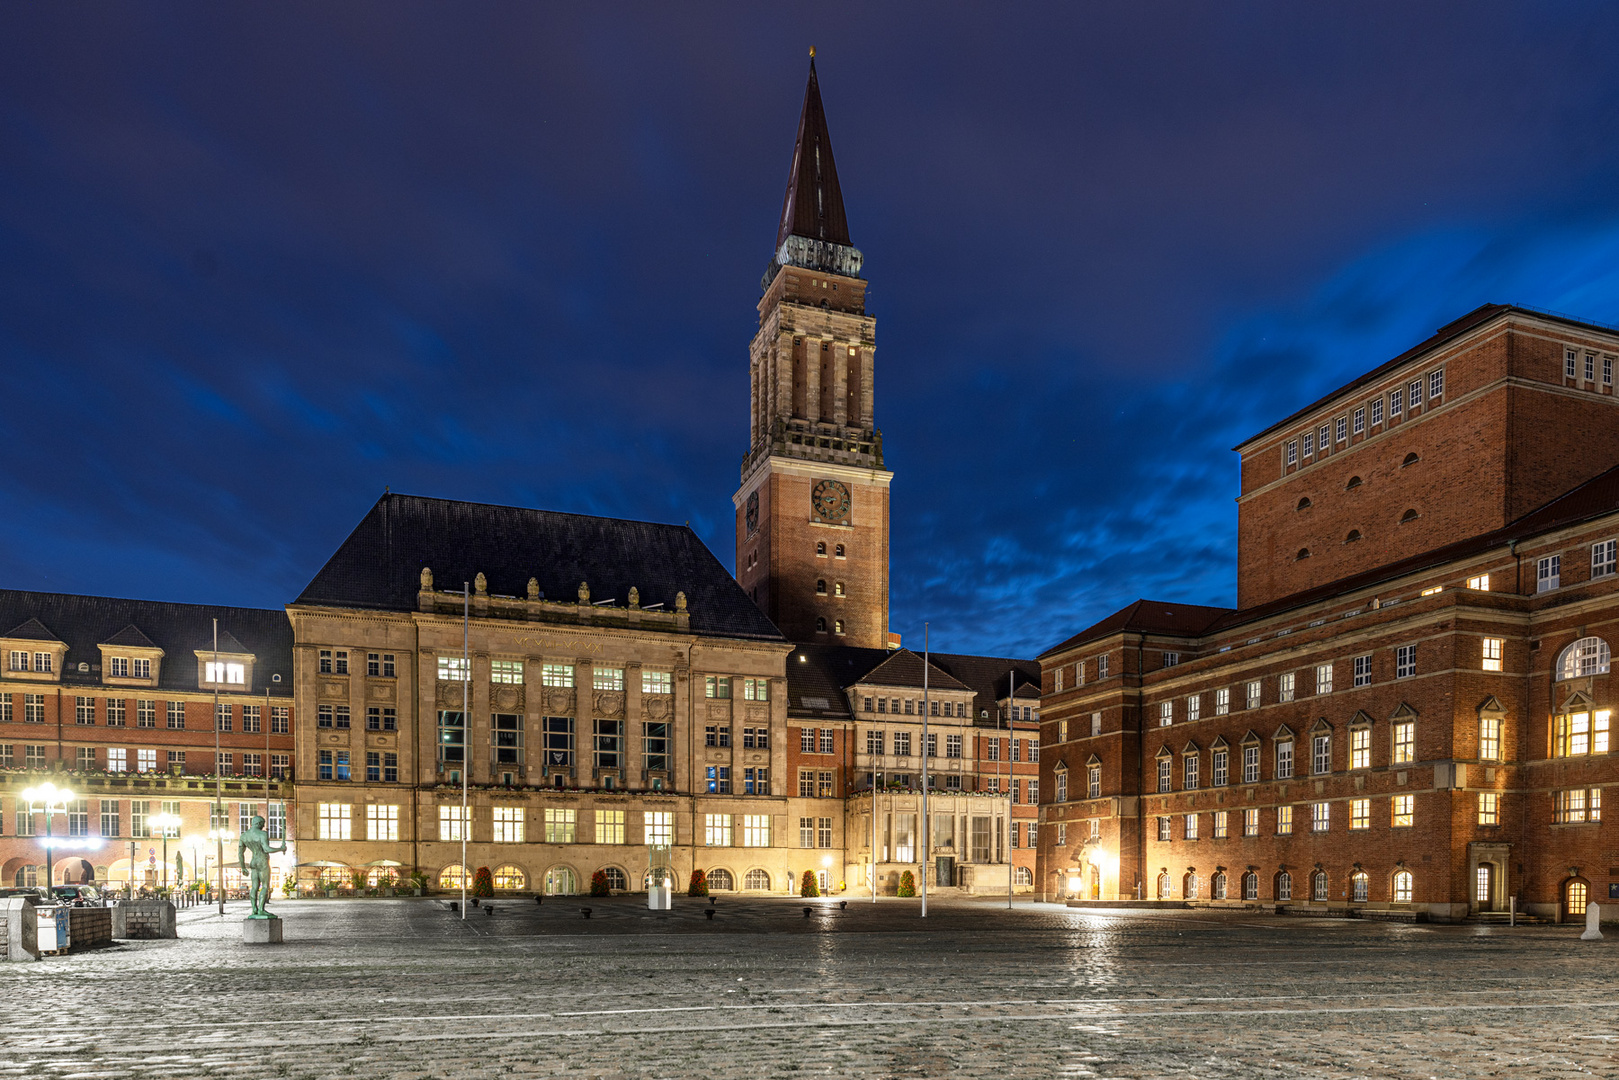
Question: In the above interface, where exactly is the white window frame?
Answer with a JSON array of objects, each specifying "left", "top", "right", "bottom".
[{"left": 1537, "top": 555, "right": 1561, "bottom": 593}]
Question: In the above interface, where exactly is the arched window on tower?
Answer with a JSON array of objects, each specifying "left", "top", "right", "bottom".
[
  {"left": 834, "top": 544, "right": 845, "bottom": 558},
  {"left": 815, "top": 579, "right": 827, "bottom": 595},
  {"left": 816, "top": 541, "right": 826, "bottom": 556},
  {"left": 815, "top": 617, "right": 827, "bottom": 633}
]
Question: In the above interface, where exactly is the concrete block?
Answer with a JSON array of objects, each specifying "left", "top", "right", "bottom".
[
  {"left": 1, "top": 897, "right": 39, "bottom": 961},
  {"left": 243, "top": 916, "right": 284, "bottom": 944},
  {"left": 113, "top": 900, "right": 177, "bottom": 939}
]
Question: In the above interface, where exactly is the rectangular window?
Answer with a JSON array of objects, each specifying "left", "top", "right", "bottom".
[
  {"left": 865, "top": 729, "right": 884, "bottom": 755},
  {"left": 1392, "top": 719, "right": 1414, "bottom": 764},
  {"left": 1390, "top": 388, "right": 1403, "bottom": 417},
  {"left": 594, "top": 718, "right": 623, "bottom": 768},
  {"left": 542, "top": 664, "right": 574, "bottom": 688},
  {"left": 1429, "top": 368, "right": 1444, "bottom": 399},
  {"left": 1353, "top": 407, "right": 1365, "bottom": 435},
  {"left": 820, "top": 728, "right": 834, "bottom": 754},
  {"left": 1214, "top": 688, "right": 1230, "bottom": 716},
  {"left": 271, "top": 707, "right": 288, "bottom": 734},
  {"left": 319, "top": 803, "right": 352, "bottom": 841},
  {"left": 704, "top": 813, "right": 732, "bottom": 847},
  {"left": 366, "top": 804, "right": 400, "bottom": 841},
  {"left": 1409, "top": 379, "right": 1423, "bottom": 408},
  {"left": 1156, "top": 758, "right": 1171, "bottom": 793},
  {"left": 1158, "top": 701, "right": 1172, "bottom": 727},
  {"left": 103, "top": 698, "right": 126, "bottom": 727},
  {"left": 1212, "top": 749, "right": 1228, "bottom": 787},
  {"left": 167, "top": 750, "right": 185, "bottom": 771},
  {"left": 1242, "top": 744, "right": 1259, "bottom": 783},
  {"left": 800, "top": 727, "right": 815, "bottom": 753},
  {"left": 1187, "top": 694, "right": 1201, "bottom": 722},
  {"left": 1312, "top": 733, "right": 1331, "bottom": 775},
  {"left": 1350, "top": 727, "right": 1370, "bottom": 770},
  {"left": 1303, "top": 431, "right": 1314, "bottom": 457},
  {"left": 741, "top": 815, "right": 770, "bottom": 847},
  {"left": 1278, "top": 672, "right": 1294, "bottom": 702},
  {"left": 1315, "top": 664, "right": 1333, "bottom": 695},
  {"left": 1477, "top": 792, "right": 1499, "bottom": 827},
  {"left": 437, "top": 656, "right": 470, "bottom": 682},
  {"left": 133, "top": 699, "right": 155, "bottom": 728},
  {"left": 1587, "top": 352, "right": 1598, "bottom": 382},
  {"left": 1594, "top": 540, "right": 1617, "bottom": 579},
  {"left": 1286, "top": 440, "right": 1298, "bottom": 466},
  {"left": 75, "top": 747, "right": 96, "bottom": 770},
  {"left": 98, "top": 799, "right": 120, "bottom": 838},
  {"left": 216, "top": 703, "right": 233, "bottom": 731},
  {"left": 1319, "top": 424, "right": 1330, "bottom": 452},
  {"left": 1156, "top": 817, "right": 1171, "bottom": 842},
  {"left": 240, "top": 704, "right": 260, "bottom": 733},
  {"left": 1396, "top": 645, "right": 1416, "bottom": 679},
  {"left": 438, "top": 710, "right": 466, "bottom": 764},
  {"left": 1087, "top": 765, "right": 1101, "bottom": 799},
  {"left": 592, "top": 666, "right": 624, "bottom": 691},
  {"left": 492, "top": 807, "right": 524, "bottom": 843},
  {"left": 1243, "top": 807, "right": 1259, "bottom": 837},
  {"left": 799, "top": 816, "right": 816, "bottom": 848},
  {"left": 1537, "top": 555, "right": 1561, "bottom": 592},
  {"left": 1392, "top": 794, "right": 1414, "bottom": 828},
  {"left": 544, "top": 807, "right": 576, "bottom": 844},
  {"left": 704, "top": 676, "right": 731, "bottom": 699},
  {"left": 1349, "top": 798, "right": 1369, "bottom": 830},
  {"left": 642, "top": 669, "right": 672, "bottom": 695},
  {"left": 1162, "top": 651, "right": 1179, "bottom": 667},
  {"left": 75, "top": 696, "right": 95, "bottom": 725},
  {"left": 109, "top": 656, "right": 129, "bottom": 678},
  {"left": 644, "top": 811, "right": 672, "bottom": 846},
  {"left": 1478, "top": 715, "right": 1501, "bottom": 761},
  {"left": 1097, "top": 654, "right": 1109, "bottom": 678},
  {"left": 1184, "top": 813, "right": 1199, "bottom": 840},
  {"left": 1276, "top": 740, "right": 1294, "bottom": 779},
  {"left": 1353, "top": 655, "right": 1371, "bottom": 687},
  {"left": 1481, "top": 637, "right": 1504, "bottom": 672},
  {"left": 895, "top": 731, "right": 912, "bottom": 757},
  {"left": 706, "top": 765, "right": 731, "bottom": 794},
  {"left": 270, "top": 753, "right": 289, "bottom": 778},
  {"left": 946, "top": 733, "right": 962, "bottom": 758},
  {"left": 490, "top": 660, "right": 524, "bottom": 685},
  {"left": 742, "top": 678, "right": 770, "bottom": 701},
  {"left": 1246, "top": 681, "right": 1261, "bottom": 709},
  {"left": 1371, "top": 397, "right": 1383, "bottom": 425},
  {"left": 366, "top": 652, "right": 396, "bottom": 678},
  {"left": 1466, "top": 573, "right": 1490, "bottom": 591},
  {"left": 493, "top": 713, "right": 523, "bottom": 764},
  {"left": 1311, "top": 802, "right": 1330, "bottom": 832},
  {"left": 1335, "top": 416, "right": 1347, "bottom": 443}
]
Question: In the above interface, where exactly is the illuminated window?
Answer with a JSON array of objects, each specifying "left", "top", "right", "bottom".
[
  {"left": 1554, "top": 710, "right": 1610, "bottom": 757},
  {"left": 318, "top": 803, "right": 352, "bottom": 841},
  {"left": 1467, "top": 574, "right": 1490, "bottom": 591},
  {"left": 1478, "top": 792, "right": 1499, "bottom": 826},
  {"left": 366, "top": 804, "right": 399, "bottom": 842},
  {"left": 1246, "top": 681, "right": 1261, "bottom": 709},
  {"left": 1350, "top": 727, "right": 1370, "bottom": 769},
  {"left": 704, "top": 813, "right": 732, "bottom": 847},
  {"left": 1311, "top": 802, "right": 1330, "bottom": 832},
  {"left": 1392, "top": 719, "right": 1414, "bottom": 764},
  {"left": 490, "top": 660, "right": 523, "bottom": 685},
  {"left": 1187, "top": 694, "right": 1201, "bottom": 721},
  {"left": 1315, "top": 664, "right": 1333, "bottom": 695},
  {"left": 1158, "top": 701, "right": 1172, "bottom": 726},
  {"left": 544, "top": 807, "right": 576, "bottom": 843},
  {"left": 1215, "top": 688, "right": 1230, "bottom": 715},
  {"left": 1352, "top": 872, "right": 1368, "bottom": 903},
  {"left": 493, "top": 866, "right": 526, "bottom": 890},
  {"left": 1393, "top": 870, "right": 1413, "bottom": 902},
  {"left": 1212, "top": 811, "right": 1228, "bottom": 839},
  {"left": 1392, "top": 794, "right": 1414, "bottom": 828},
  {"left": 542, "top": 664, "right": 574, "bottom": 688},
  {"left": 439, "top": 865, "right": 469, "bottom": 890},
  {"left": 1482, "top": 638, "right": 1503, "bottom": 672},
  {"left": 741, "top": 815, "right": 770, "bottom": 847},
  {"left": 1275, "top": 738, "right": 1294, "bottom": 779},
  {"left": 493, "top": 807, "right": 524, "bottom": 843},
  {"left": 593, "top": 667, "right": 624, "bottom": 691},
  {"left": 438, "top": 805, "right": 468, "bottom": 842},
  {"left": 1350, "top": 799, "right": 1369, "bottom": 830},
  {"left": 1312, "top": 870, "right": 1329, "bottom": 901},
  {"left": 1276, "top": 805, "right": 1293, "bottom": 835},
  {"left": 1479, "top": 716, "right": 1501, "bottom": 761},
  {"left": 1243, "top": 808, "right": 1259, "bottom": 837},
  {"left": 644, "top": 811, "right": 672, "bottom": 846},
  {"left": 742, "top": 678, "right": 770, "bottom": 701},
  {"left": 438, "top": 656, "right": 470, "bottom": 682},
  {"left": 1184, "top": 813, "right": 1198, "bottom": 840},
  {"left": 642, "top": 669, "right": 672, "bottom": 694},
  {"left": 1278, "top": 672, "right": 1295, "bottom": 703},
  {"left": 704, "top": 676, "right": 731, "bottom": 699},
  {"left": 1556, "top": 637, "right": 1610, "bottom": 679}
]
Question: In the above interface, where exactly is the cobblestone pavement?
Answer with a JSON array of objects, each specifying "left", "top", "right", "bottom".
[{"left": 2, "top": 896, "right": 1616, "bottom": 1080}]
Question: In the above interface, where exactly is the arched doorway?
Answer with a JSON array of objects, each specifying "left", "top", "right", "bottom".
[
  {"left": 545, "top": 866, "right": 576, "bottom": 895},
  {"left": 59, "top": 858, "right": 94, "bottom": 885},
  {"left": 1564, "top": 879, "right": 1590, "bottom": 923},
  {"left": 1474, "top": 864, "right": 1496, "bottom": 912}
]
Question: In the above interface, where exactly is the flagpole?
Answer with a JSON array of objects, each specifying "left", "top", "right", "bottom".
[
  {"left": 920, "top": 624, "right": 929, "bottom": 919},
  {"left": 461, "top": 583, "right": 469, "bottom": 920},
  {"left": 213, "top": 619, "right": 224, "bottom": 916},
  {"left": 1007, "top": 669, "right": 1014, "bottom": 910}
]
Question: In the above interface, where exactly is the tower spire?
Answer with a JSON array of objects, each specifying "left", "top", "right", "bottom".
[{"left": 776, "top": 54, "right": 850, "bottom": 249}]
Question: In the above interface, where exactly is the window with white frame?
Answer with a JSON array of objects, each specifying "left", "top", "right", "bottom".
[
  {"left": 1554, "top": 788, "right": 1603, "bottom": 824},
  {"left": 1467, "top": 573, "right": 1490, "bottom": 591},
  {"left": 1184, "top": 813, "right": 1199, "bottom": 840},
  {"left": 1350, "top": 727, "right": 1370, "bottom": 769},
  {"left": 1156, "top": 817, "right": 1171, "bottom": 842},
  {"left": 704, "top": 813, "right": 732, "bottom": 847},
  {"left": 1242, "top": 743, "right": 1259, "bottom": 783},
  {"left": 1315, "top": 664, "right": 1332, "bottom": 694},
  {"left": 1312, "top": 732, "right": 1331, "bottom": 774},
  {"left": 542, "top": 664, "right": 574, "bottom": 688},
  {"left": 490, "top": 660, "right": 523, "bottom": 684},
  {"left": 1353, "top": 407, "right": 1365, "bottom": 435},
  {"left": 1482, "top": 637, "right": 1503, "bottom": 672},
  {"left": 1182, "top": 753, "right": 1200, "bottom": 790},
  {"left": 1335, "top": 416, "right": 1347, "bottom": 443},
  {"left": 1243, "top": 807, "right": 1259, "bottom": 837},
  {"left": 1595, "top": 541, "right": 1617, "bottom": 579},
  {"left": 318, "top": 803, "right": 352, "bottom": 841},
  {"left": 1097, "top": 654, "right": 1109, "bottom": 678},
  {"left": 438, "top": 804, "right": 468, "bottom": 842},
  {"left": 1056, "top": 770, "right": 1068, "bottom": 802},
  {"left": 367, "top": 804, "right": 399, "bottom": 842},
  {"left": 1392, "top": 719, "right": 1414, "bottom": 764},
  {"left": 1478, "top": 792, "right": 1499, "bottom": 826},
  {"left": 1311, "top": 802, "right": 1330, "bottom": 832},
  {"left": 1396, "top": 645, "right": 1416, "bottom": 679},
  {"left": 1246, "top": 681, "right": 1261, "bottom": 709},
  {"left": 1278, "top": 672, "right": 1295, "bottom": 702},
  {"left": 1158, "top": 701, "right": 1172, "bottom": 726},
  {"left": 1276, "top": 805, "right": 1293, "bottom": 835},
  {"left": 1350, "top": 798, "right": 1369, "bottom": 830},
  {"left": 1352, "top": 655, "right": 1371, "bottom": 687},
  {"left": 1156, "top": 757, "right": 1171, "bottom": 793},
  {"left": 1213, "top": 810, "right": 1228, "bottom": 839},
  {"left": 1371, "top": 397, "right": 1383, "bottom": 425},
  {"left": 1390, "top": 388, "right": 1403, "bottom": 417},
  {"left": 1409, "top": 379, "right": 1423, "bottom": 408},
  {"left": 438, "top": 656, "right": 470, "bottom": 682},
  {"left": 1429, "top": 368, "right": 1444, "bottom": 399},
  {"left": 1392, "top": 794, "right": 1414, "bottom": 828},
  {"left": 1215, "top": 688, "right": 1230, "bottom": 715},
  {"left": 1088, "top": 764, "right": 1101, "bottom": 799},
  {"left": 492, "top": 807, "right": 524, "bottom": 843},
  {"left": 1276, "top": 738, "right": 1294, "bottom": 779},
  {"left": 1187, "top": 694, "right": 1201, "bottom": 721},
  {"left": 1319, "top": 424, "right": 1330, "bottom": 452},
  {"left": 741, "top": 815, "right": 770, "bottom": 847},
  {"left": 1286, "top": 440, "right": 1298, "bottom": 466},
  {"left": 1303, "top": 431, "right": 1314, "bottom": 457},
  {"left": 1212, "top": 748, "right": 1228, "bottom": 787},
  {"left": 1553, "top": 708, "right": 1610, "bottom": 757},
  {"left": 1557, "top": 636, "right": 1611, "bottom": 679},
  {"left": 1537, "top": 555, "right": 1560, "bottom": 592},
  {"left": 642, "top": 669, "right": 672, "bottom": 695},
  {"left": 644, "top": 811, "right": 672, "bottom": 846},
  {"left": 1478, "top": 715, "right": 1502, "bottom": 760},
  {"left": 593, "top": 667, "right": 624, "bottom": 691}
]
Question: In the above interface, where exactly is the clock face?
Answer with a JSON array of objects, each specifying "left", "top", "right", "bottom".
[
  {"left": 745, "top": 491, "right": 759, "bottom": 535},
  {"left": 811, "top": 479, "right": 851, "bottom": 525}
]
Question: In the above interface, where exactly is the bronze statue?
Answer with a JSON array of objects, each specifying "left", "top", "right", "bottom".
[{"left": 238, "top": 813, "right": 287, "bottom": 918}]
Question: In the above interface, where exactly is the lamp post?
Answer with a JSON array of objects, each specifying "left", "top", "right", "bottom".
[
  {"left": 150, "top": 812, "right": 181, "bottom": 896},
  {"left": 20, "top": 782, "right": 76, "bottom": 895},
  {"left": 209, "top": 829, "right": 235, "bottom": 901}
]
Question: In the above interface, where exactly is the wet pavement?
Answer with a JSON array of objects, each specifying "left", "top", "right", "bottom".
[{"left": 1, "top": 896, "right": 1615, "bottom": 1079}]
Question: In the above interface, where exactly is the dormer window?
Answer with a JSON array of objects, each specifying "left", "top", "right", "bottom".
[{"left": 206, "top": 661, "right": 246, "bottom": 685}]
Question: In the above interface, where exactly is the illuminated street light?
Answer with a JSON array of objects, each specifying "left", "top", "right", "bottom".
[
  {"left": 149, "top": 812, "right": 181, "bottom": 894},
  {"left": 20, "top": 782, "right": 77, "bottom": 894}
]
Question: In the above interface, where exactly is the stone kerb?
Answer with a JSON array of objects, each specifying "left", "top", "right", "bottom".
[
  {"left": 1, "top": 897, "right": 40, "bottom": 961},
  {"left": 112, "top": 900, "right": 177, "bottom": 940}
]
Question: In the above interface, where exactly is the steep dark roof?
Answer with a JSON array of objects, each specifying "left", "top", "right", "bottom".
[
  {"left": 0, "top": 590, "right": 293, "bottom": 695},
  {"left": 857, "top": 649, "right": 971, "bottom": 693},
  {"left": 785, "top": 643, "right": 891, "bottom": 718},
  {"left": 775, "top": 59, "right": 851, "bottom": 249},
  {"left": 294, "top": 492, "right": 783, "bottom": 642},
  {"left": 1237, "top": 305, "right": 1619, "bottom": 451},
  {"left": 784, "top": 643, "right": 1039, "bottom": 723},
  {"left": 4, "top": 617, "right": 61, "bottom": 642},
  {"left": 1039, "top": 600, "right": 1233, "bottom": 659},
  {"left": 101, "top": 624, "right": 156, "bottom": 648},
  {"left": 929, "top": 653, "right": 1043, "bottom": 718},
  {"left": 210, "top": 629, "right": 250, "bottom": 655}
]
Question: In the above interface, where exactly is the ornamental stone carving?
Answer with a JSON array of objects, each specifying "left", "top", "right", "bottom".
[
  {"left": 493, "top": 686, "right": 523, "bottom": 712},
  {"left": 475, "top": 572, "right": 487, "bottom": 596},
  {"left": 366, "top": 682, "right": 395, "bottom": 702},
  {"left": 745, "top": 705, "right": 769, "bottom": 722},
  {"left": 642, "top": 697, "right": 670, "bottom": 721},
  {"left": 594, "top": 691, "right": 625, "bottom": 718},
  {"left": 707, "top": 703, "right": 731, "bottom": 720},
  {"left": 527, "top": 578, "right": 540, "bottom": 600},
  {"left": 675, "top": 591, "right": 687, "bottom": 612},
  {"left": 435, "top": 682, "right": 460, "bottom": 708},
  {"left": 578, "top": 581, "right": 590, "bottom": 603},
  {"left": 319, "top": 680, "right": 346, "bottom": 699},
  {"left": 628, "top": 586, "right": 640, "bottom": 608},
  {"left": 420, "top": 567, "right": 433, "bottom": 590},
  {"left": 546, "top": 689, "right": 576, "bottom": 714}
]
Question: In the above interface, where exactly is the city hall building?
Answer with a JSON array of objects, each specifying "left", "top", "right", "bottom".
[{"left": 1036, "top": 304, "right": 1619, "bottom": 922}]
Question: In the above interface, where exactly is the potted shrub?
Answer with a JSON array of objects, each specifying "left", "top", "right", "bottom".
[
  {"left": 800, "top": 870, "right": 820, "bottom": 898},
  {"left": 472, "top": 867, "right": 495, "bottom": 899},
  {"left": 281, "top": 877, "right": 297, "bottom": 899},
  {"left": 590, "top": 869, "right": 611, "bottom": 897},
  {"left": 687, "top": 870, "right": 709, "bottom": 897},
  {"left": 409, "top": 871, "right": 428, "bottom": 896},
  {"left": 898, "top": 870, "right": 916, "bottom": 897},
  {"left": 350, "top": 870, "right": 368, "bottom": 896}
]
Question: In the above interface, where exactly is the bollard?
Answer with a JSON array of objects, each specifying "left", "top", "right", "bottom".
[
  {"left": 485, "top": 905, "right": 494, "bottom": 916},
  {"left": 471, "top": 897, "right": 479, "bottom": 908},
  {"left": 705, "top": 908, "right": 715, "bottom": 921},
  {"left": 581, "top": 908, "right": 592, "bottom": 919},
  {"left": 449, "top": 901, "right": 458, "bottom": 912},
  {"left": 710, "top": 896, "right": 717, "bottom": 906},
  {"left": 840, "top": 900, "right": 847, "bottom": 911},
  {"left": 535, "top": 895, "right": 543, "bottom": 905},
  {"left": 803, "top": 906, "right": 811, "bottom": 918},
  {"left": 1582, "top": 902, "right": 1604, "bottom": 941}
]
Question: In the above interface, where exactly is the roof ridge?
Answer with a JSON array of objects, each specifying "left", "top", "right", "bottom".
[{"left": 377, "top": 491, "right": 703, "bottom": 534}]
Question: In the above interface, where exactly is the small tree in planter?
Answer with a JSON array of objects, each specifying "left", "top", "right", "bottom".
[
  {"left": 897, "top": 870, "right": 916, "bottom": 897},
  {"left": 799, "top": 870, "right": 820, "bottom": 898},
  {"left": 350, "top": 870, "right": 368, "bottom": 895},
  {"left": 590, "top": 869, "right": 611, "bottom": 896},
  {"left": 472, "top": 866, "right": 495, "bottom": 898},
  {"left": 409, "top": 870, "right": 429, "bottom": 895},
  {"left": 688, "top": 870, "right": 709, "bottom": 897}
]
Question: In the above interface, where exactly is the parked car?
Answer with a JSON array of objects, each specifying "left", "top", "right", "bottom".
[
  {"left": 49, "top": 885, "right": 104, "bottom": 907},
  {"left": 0, "top": 886, "right": 50, "bottom": 903}
]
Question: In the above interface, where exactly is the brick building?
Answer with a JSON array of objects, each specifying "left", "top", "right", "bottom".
[
  {"left": 1037, "top": 305, "right": 1619, "bottom": 922},
  {"left": 0, "top": 591, "right": 294, "bottom": 893}
]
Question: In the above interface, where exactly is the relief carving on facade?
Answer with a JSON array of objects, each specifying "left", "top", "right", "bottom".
[
  {"left": 707, "top": 703, "right": 731, "bottom": 720},
  {"left": 745, "top": 705, "right": 769, "bottom": 722},
  {"left": 319, "top": 680, "right": 346, "bottom": 699},
  {"left": 366, "top": 681, "right": 395, "bottom": 702},
  {"left": 493, "top": 686, "right": 524, "bottom": 712},
  {"left": 642, "top": 696, "right": 671, "bottom": 720},
  {"left": 435, "top": 681, "right": 461, "bottom": 708},
  {"left": 546, "top": 689, "right": 576, "bottom": 715},
  {"left": 594, "top": 691, "right": 625, "bottom": 718}
]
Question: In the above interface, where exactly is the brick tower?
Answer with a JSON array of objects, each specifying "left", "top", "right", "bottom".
[{"left": 734, "top": 56, "right": 892, "bottom": 648}]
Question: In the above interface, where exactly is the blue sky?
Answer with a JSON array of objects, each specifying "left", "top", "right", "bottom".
[{"left": 3, "top": 3, "right": 1618, "bottom": 657}]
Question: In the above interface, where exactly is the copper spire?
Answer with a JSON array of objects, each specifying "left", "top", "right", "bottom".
[{"left": 775, "top": 55, "right": 851, "bottom": 250}]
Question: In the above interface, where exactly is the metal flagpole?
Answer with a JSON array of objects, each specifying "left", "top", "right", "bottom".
[
  {"left": 213, "top": 620, "right": 225, "bottom": 916},
  {"left": 920, "top": 624, "right": 929, "bottom": 918},
  {"left": 1007, "top": 670, "right": 1015, "bottom": 910},
  {"left": 461, "top": 583, "right": 469, "bottom": 920}
]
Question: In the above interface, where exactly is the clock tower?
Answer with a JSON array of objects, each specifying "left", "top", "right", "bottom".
[{"left": 734, "top": 56, "right": 892, "bottom": 648}]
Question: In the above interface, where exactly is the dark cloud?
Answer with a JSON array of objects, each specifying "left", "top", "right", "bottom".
[{"left": 2, "top": 3, "right": 1618, "bottom": 656}]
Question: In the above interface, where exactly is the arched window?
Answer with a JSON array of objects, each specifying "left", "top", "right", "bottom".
[
  {"left": 816, "top": 617, "right": 827, "bottom": 633},
  {"left": 1156, "top": 871, "right": 1172, "bottom": 898},
  {"left": 815, "top": 579, "right": 827, "bottom": 595},
  {"left": 744, "top": 868, "right": 771, "bottom": 891},
  {"left": 815, "top": 541, "right": 826, "bottom": 555},
  {"left": 1014, "top": 866, "right": 1033, "bottom": 886},
  {"left": 1211, "top": 871, "right": 1227, "bottom": 900},
  {"left": 834, "top": 582, "right": 845, "bottom": 596},
  {"left": 834, "top": 620, "right": 845, "bottom": 635},
  {"left": 1184, "top": 872, "right": 1199, "bottom": 899},
  {"left": 1392, "top": 870, "right": 1413, "bottom": 903},
  {"left": 1400, "top": 508, "right": 1419, "bottom": 523},
  {"left": 1276, "top": 871, "right": 1292, "bottom": 901},
  {"left": 1566, "top": 879, "right": 1589, "bottom": 919},
  {"left": 1296, "top": 548, "right": 1312, "bottom": 560},
  {"left": 1311, "top": 870, "right": 1329, "bottom": 901},
  {"left": 1402, "top": 452, "right": 1420, "bottom": 466},
  {"left": 1345, "top": 475, "right": 1362, "bottom": 489},
  {"left": 1351, "top": 872, "right": 1368, "bottom": 903},
  {"left": 1557, "top": 636, "right": 1611, "bottom": 679},
  {"left": 438, "top": 865, "right": 469, "bottom": 890},
  {"left": 834, "top": 544, "right": 845, "bottom": 557},
  {"left": 493, "top": 865, "right": 526, "bottom": 890},
  {"left": 1297, "top": 497, "right": 1312, "bottom": 511},
  {"left": 1345, "top": 530, "right": 1362, "bottom": 543},
  {"left": 1242, "top": 872, "right": 1258, "bottom": 901},
  {"left": 706, "top": 868, "right": 734, "bottom": 891},
  {"left": 602, "top": 867, "right": 628, "bottom": 891}
]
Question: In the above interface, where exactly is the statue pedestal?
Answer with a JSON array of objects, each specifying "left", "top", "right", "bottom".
[{"left": 242, "top": 916, "right": 283, "bottom": 944}]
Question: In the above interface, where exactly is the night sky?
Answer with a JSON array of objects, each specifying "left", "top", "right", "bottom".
[{"left": 4, "top": 4, "right": 1619, "bottom": 658}]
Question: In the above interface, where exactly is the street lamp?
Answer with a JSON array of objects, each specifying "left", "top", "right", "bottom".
[
  {"left": 208, "top": 829, "right": 235, "bottom": 901},
  {"left": 20, "top": 782, "right": 76, "bottom": 895},
  {"left": 150, "top": 812, "right": 181, "bottom": 895}
]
